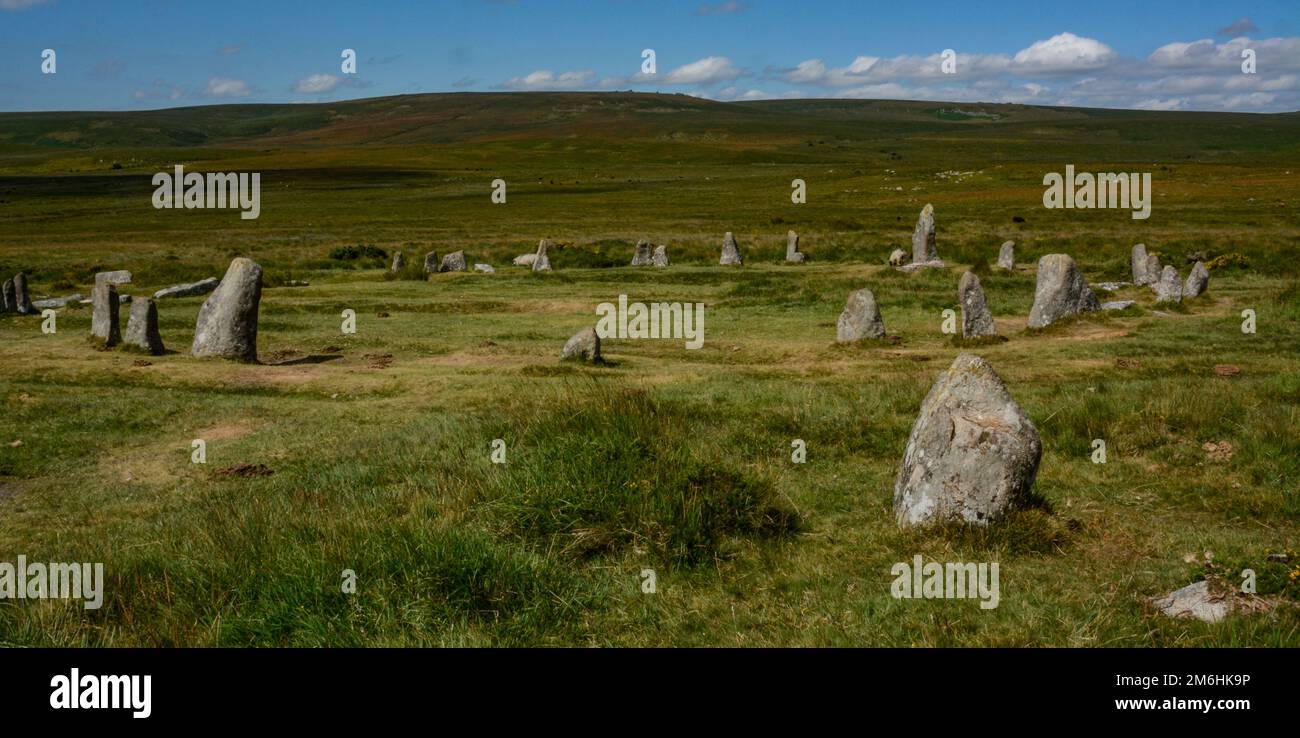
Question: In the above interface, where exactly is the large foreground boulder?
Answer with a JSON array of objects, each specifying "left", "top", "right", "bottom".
[
  {"left": 1027, "top": 254, "right": 1100, "bottom": 328},
  {"left": 911, "top": 204, "right": 937, "bottom": 263},
  {"left": 894, "top": 354, "right": 1042, "bottom": 527},
  {"left": 785, "top": 231, "right": 806, "bottom": 263},
  {"left": 631, "top": 239, "right": 652, "bottom": 266},
  {"left": 719, "top": 232, "right": 743, "bottom": 266},
  {"left": 532, "top": 239, "right": 553, "bottom": 272},
  {"left": 1150, "top": 580, "right": 1232, "bottom": 623},
  {"left": 191, "top": 257, "right": 262, "bottom": 362},
  {"left": 90, "top": 282, "right": 120, "bottom": 346},
  {"left": 124, "top": 298, "right": 164, "bottom": 355},
  {"left": 836, "top": 288, "right": 885, "bottom": 342},
  {"left": 958, "top": 271, "right": 997, "bottom": 338},
  {"left": 1184, "top": 261, "right": 1209, "bottom": 298},
  {"left": 561, "top": 327, "right": 601, "bottom": 363}
]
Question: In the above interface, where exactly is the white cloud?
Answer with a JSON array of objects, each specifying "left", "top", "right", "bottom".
[
  {"left": 664, "top": 56, "right": 742, "bottom": 85},
  {"left": 1217, "top": 18, "right": 1258, "bottom": 37},
  {"left": 1012, "top": 32, "right": 1117, "bottom": 74},
  {"left": 1132, "top": 98, "right": 1184, "bottom": 111},
  {"left": 499, "top": 69, "right": 596, "bottom": 91},
  {"left": 202, "top": 77, "right": 252, "bottom": 98},
  {"left": 294, "top": 74, "right": 343, "bottom": 94}
]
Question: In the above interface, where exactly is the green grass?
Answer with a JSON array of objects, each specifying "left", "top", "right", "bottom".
[{"left": 0, "top": 92, "right": 1298, "bottom": 646}]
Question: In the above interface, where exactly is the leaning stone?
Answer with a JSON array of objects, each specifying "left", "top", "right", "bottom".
[
  {"left": 1027, "top": 254, "right": 1100, "bottom": 328},
  {"left": 123, "top": 298, "right": 164, "bottom": 355},
  {"left": 720, "top": 232, "right": 743, "bottom": 266},
  {"left": 532, "top": 239, "right": 553, "bottom": 272},
  {"left": 1154, "top": 265, "right": 1183, "bottom": 303},
  {"left": 154, "top": 277, "right": 219, "bottom": 299},
  {"left": 439, "top": 251, "right": 467, "bottom": 272},
  {"left": 473, "top": 263, "right": 495, "bottom": 273},
  {"left": 631, "top": 239, "right": 652, "bottom": 266},
  {"left": 652, "top": 244, "right": 669, "bottom": 267},
  {"left": 911, "top": 204, "right": 937, "bottom": 263},
  {"left": 958, "top": 272, "right": 997, "bottom": 338},
  {"left": 785, "top": 231, "right": 806, "bottom": 263},
  {"left": 390, "top": 251, "right": 405, "bottom": 273},
  {"left": 836, "top": 287, "right": 885, "bottom": 342},
  {"left": 894, "top": 353, "right": 1042, "bottom": 527},
  {"left": 12, "top": 273, "right": 33, "bottom": 314},
  {"left": 889, "top": 249, "right": 908, "bottom": 267},
  {"left": 32, "top": 294, "right": 82, "bottom": 310},
  {"left": 1101, "top": 300, "right": 1135, "bottom": 311},
  {"left": 90, "top": 282, "right": 121, "bottom": 346},
  {"left": 3, "top": 279, "right": 17, "bottom": 312},
  {"left": 191, "top": 257, "right": 262, "bottom": 362},
  {"left": 1151, "top": 580, "right": 1230, "bottom": 623},
  {"left": 94, "top": 270, "right": 132, "bottom": 287},
  {"left": 513, "top": 253, "right": 538, "bottom": 267},
  {"left": 1131, "top": 244, "right": 1150, "bottom": 284},
  {"left": 997, "top": 241, "right": 1015, "bottom": 270},
  {"left": 560, "top": 327, "right": 601, "bottom": 363},
  {"left": 423, "top": 251, "right": 440, "bottom": 274},
  {"left": 1184, "top": 261, "right": 1209, "bottom": 298}
]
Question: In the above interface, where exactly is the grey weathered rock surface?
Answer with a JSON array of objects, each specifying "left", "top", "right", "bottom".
[
  {"left": 1144, "top": 254, "right": 1161, "bottom": 286},
  {"left": 1131, "top": 244, "right": 1150, "bottom": 284},
  {"left": 532, "top": 239, "right": 552, "bottom": 272},
  {"left": 652, "top": 244, "right": 669, "bottom": 267},
  {"left": 119, "top": 294, "right": 132, "bottom": 304},
  {"left": 911, "top": 204, "right": 937, "bottom": 263},
  {"left": 94, "top": 270, "right": 132, "bottom": 287},
  {"left": 191, "top": 257, "right": 262, "bottom": 362},
  {"left": 1154, "top": 265, "right": 1183, "bottom": 303},
  {"left": 1027, "top": 254, "right": 1100, "bottom": 328},
  {"left": 440, "top": 251, "right": 467, "bottom": 272},
  {"left": 423, "top": 251, "right": 440, "bottom": 274},
  {"left": 958, "top": 271, "right": 997, "bottom": 338},
  {"left": 889, "top": 249, "right": 908, "bottom": 267},
  {"left": 124, "top": 298, "right": 164, "bottom": 355},
  {"left": 1151, "top": 580, "right": 1230, "bottom": 623},
  {"left": 473, "top": 263, "right": 495, "bottom": 273},
  {"left": 3, "top": 279, "right": 15, "bottom": 313},
  {"left": 1093, "top": 281, "right": 1131, "bottom": 292},
  {"left": 1184, "top": 261, "right": 1209, "bottom": 298},
  {"left": 560, "top": 327, "right": 601, "bottom": 363},
  {"left": 32, "top": 294, "right": 83, "bottom": 310},
  {"left": 390, "top": 251, "right": 405, "bottom": 273},
  {"left": 90, "top": 282, "right": 120, "bottom": 346},
  {"left": 785, "top": 231, "right": 806, "bottom": 263},
  {"left": 997, "top": 241, "right": 1015, "bottom": 270},
  {"left": 12, "top": 273, "right": 33, "bottom": 314},
  {"left": 154, "top": 278, "right": 218, "bottom": 299},
  {"left": 897, "top": 259, "right": 945, "bottom": 273},
  {"left": 1101, "top": 300, "right": 1135, "bottom": 311},
  {"left": 631, "top": 239, "right": 652, "bottom": 266},
  {"left": 513, "top": 253, "right": 538, "bottom": 267},
  {"left": 836, "top": 287, "right": 885, "bottom": 342},
  {"left": 720, "top": 232, "right": 743, "bottom": 266},
  {"left": 894, "top": 353, "right": 1042, "bottom": 528}
]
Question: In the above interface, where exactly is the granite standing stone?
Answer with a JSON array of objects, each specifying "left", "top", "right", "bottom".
[
  {"left": 90, "top": 282, "right": 121, "bottom": 346},
  {"left": 958, "top": 271, "right": 997, "bottom": 338},
  {"left": 911, "top": 204, "right": 937, "bottom": 263},
  {"left": 390, "top": 251, "right": 405, "bottom": 273},
  {"left": 124, "top": 297, "right": 164, "bottom": 355},
  {"left": 191, "top": 257, "right": 262, "bottom": 362},
  {"left": 889, "top": 249, "right": 908, "bottom": 267},
  {"left": 652, "top": 244, "right": 669, "bottom": 267},
  {"left": 1131, "top": 244, "right": 1150, "bottom": 284},
  {"left": 532, "top": 239, "right": 553, "bottom": 272},
  {"left": 154, "top": 278, "right": 219, "bottom": 299},
  {"left": 2, "top": 279, "right": 13, "bottom": 313},
  {"left": 1144, "top": 254, "right": 1161, "bottom": 287},
  {"left": 12, "top": 273, "right": 33, "bottom": 315},
  {"left": 720, "top": 232, "right": 743, "bottom": 266},
  {"left": 894, "top": 354, "right": 1042, "bottom": 527},
  {"left": 1184, "top": 261, "right": 1209, "bottom": 298},
  {"left": 423, "top": 251, "right": 440, "bottom": 274},
  {"left": 95, "top": 270, "right": 132, "bottom": 287},
  {"left": 561, "top": 327, "right": 601, "bottom": 363},
  {"left": 631, "top": 239, "right": 652, "bottom": 266},
  {"left": 1027, "top": 254, "right": 1100, "bottom": 328},
  {"left": 1154, "top": 265, "right": 1183, "bottom": 303},
  {"left": 997, "top": 241, "right": 1015, "bottom": 270},
  {"left": 785, "top": 231, "right": 806, "bottom": 263},
  {"left": 440, "top": 251, "right": 467, "bottom": 273},
  {"left": 836, "top": 288, "right": 885, "bottom": 342}
]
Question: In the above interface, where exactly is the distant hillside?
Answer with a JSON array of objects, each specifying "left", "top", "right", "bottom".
[{"left": 2, "top": 92, "right": 1296, "bottom": 151}]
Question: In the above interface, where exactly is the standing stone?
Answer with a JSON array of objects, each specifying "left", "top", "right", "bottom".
[
  {"left": 1184, "top": 261, "right": 1209, "bottom": 298},
  {"left": 2, "top": 279, "right": 14, "bottom": 313},
  {"left": 997, "top": 241, "right": 1015, "bottom": 270},
  {"left": 889, "top": 249, "right": 908, "bottom": 267},
  {"left": 1131, "top": 244, "right": 1150, "bottom": 284},
  {"left": 94, "top": 270, "right": 132, "bottom": 287},
  {"left": 894, "top": 354, "right": 1042, "bottom": 527},
  {"left": 439, "top": 251, "right": 467, "bottom": 272},
  {"left": 90, "top": 282, "right": 121, "bottom": 346},
  {"left": 1027, "top": 254, "right": 1100, "bottom": 328},
  {"left": 631, "top": 239, "right": 653, "bottom": 266},
  {"left": 1154, "top": 265, "right": 1183, "bottom": 303},
  {"left": 124, "top": 298, "right": 164, "bottom": 355},
  {"left": 1144, "top": 254, "right": 1161, "bottom": 287},
  {"left": 911, "top": 204, "right": 937, "bottom": 263},
  {"left": 560, "top": 327, "right": 601, "bottom": 363},
  {"left": 423, "top": 251, "right": 440, "bottom": 274},
  {"left": 836, "top": 288, "right": 885, "bottom": 342},
  {"left": 532, "top": 239, "right": 553, "bottom": 272},
  {"left": 154, "top": 278, "right": 218, "bottom": 299},
  {"left": 191, "top": 257, "right": 262, "bottom": 362},
  {"left": 652, "top": 244, "right": 669, "bottom": 267},
  {"left": 785, "top": 231, "right": 806, "bottom": 263},
  {"left": 12, "top": 273, "right": 33, "bottom": 314},
  {"left": 720, "top": 232, "right": 743, "bottom": 266},
  {"left": 958, "top": 271, "right": 997, "bottom": 338},
  {"left": 390, "top": 251, "right": 405, "bottom": 273}
]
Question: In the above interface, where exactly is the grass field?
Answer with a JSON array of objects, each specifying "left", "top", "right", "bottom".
[{"left": 1, "top": 93, "right": 1298, "bottom": 646}]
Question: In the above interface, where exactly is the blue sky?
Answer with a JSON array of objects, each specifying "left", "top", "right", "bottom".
[{"left": 1, "top": 0, "right": 1296, "bottom": 112}]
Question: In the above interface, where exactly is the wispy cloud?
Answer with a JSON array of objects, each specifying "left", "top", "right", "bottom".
[
  {"left": 694, "top": 1, "right": 748, "bottom": 15},
  {"left": 1217, "top": 17, "right": 1258, "bottom": 37},
  {"left": 498, "top": 69, "right": 596, "bottom": 91},
  {"left": 201, "top": 77, "right": 252, "bottom": 98},
  {"left": 663, "top": 56, "right": 742, "bottom": 84}
]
